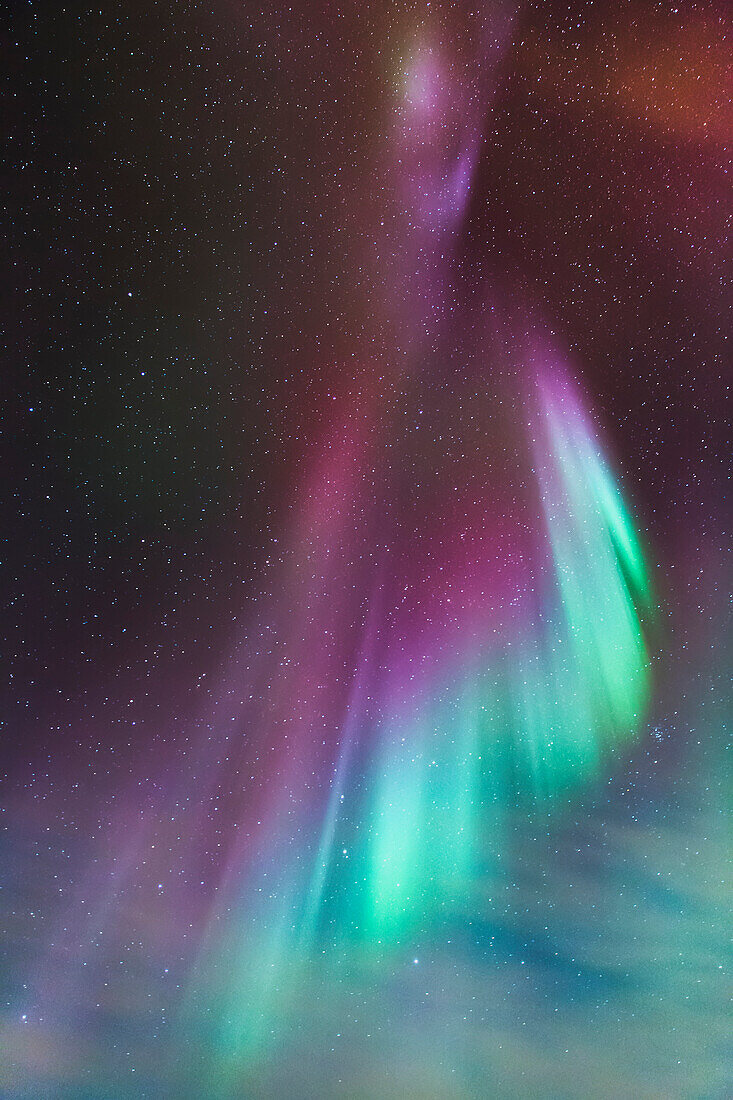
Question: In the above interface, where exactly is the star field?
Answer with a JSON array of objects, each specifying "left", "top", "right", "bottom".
[{"left": 2, "top": 2, "right": 730, "bottom": 1098}]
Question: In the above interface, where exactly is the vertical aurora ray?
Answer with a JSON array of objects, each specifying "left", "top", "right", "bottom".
[
  {"left": 362, "top": 678, "right": 486, "bottom": 942},
  {"left": 353, "top": 366, "right": 656, "bottom": 944},
  {"left": 533, "top": 374, "right": 652, "bottom": 748},
  {"left": 299, "top": 558, "right": 386, "bottom": 948}
]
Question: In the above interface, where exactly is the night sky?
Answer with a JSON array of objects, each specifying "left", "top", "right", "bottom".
[{"left": 2, "top": 2, "right": 730, "bottom": 1098}]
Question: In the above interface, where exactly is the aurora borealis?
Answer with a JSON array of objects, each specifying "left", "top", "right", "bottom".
[{"left": 3, "top": 1, "right": 730, "bottom": 1098}]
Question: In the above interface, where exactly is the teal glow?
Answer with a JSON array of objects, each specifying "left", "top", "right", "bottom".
[{"left": 357, "top": 379, "right": 655, "bottom": 940}]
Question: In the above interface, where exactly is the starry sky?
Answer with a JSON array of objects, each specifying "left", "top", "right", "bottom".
[{"left": 2, "top": 1, "right": 731, "bottom": 1098}]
